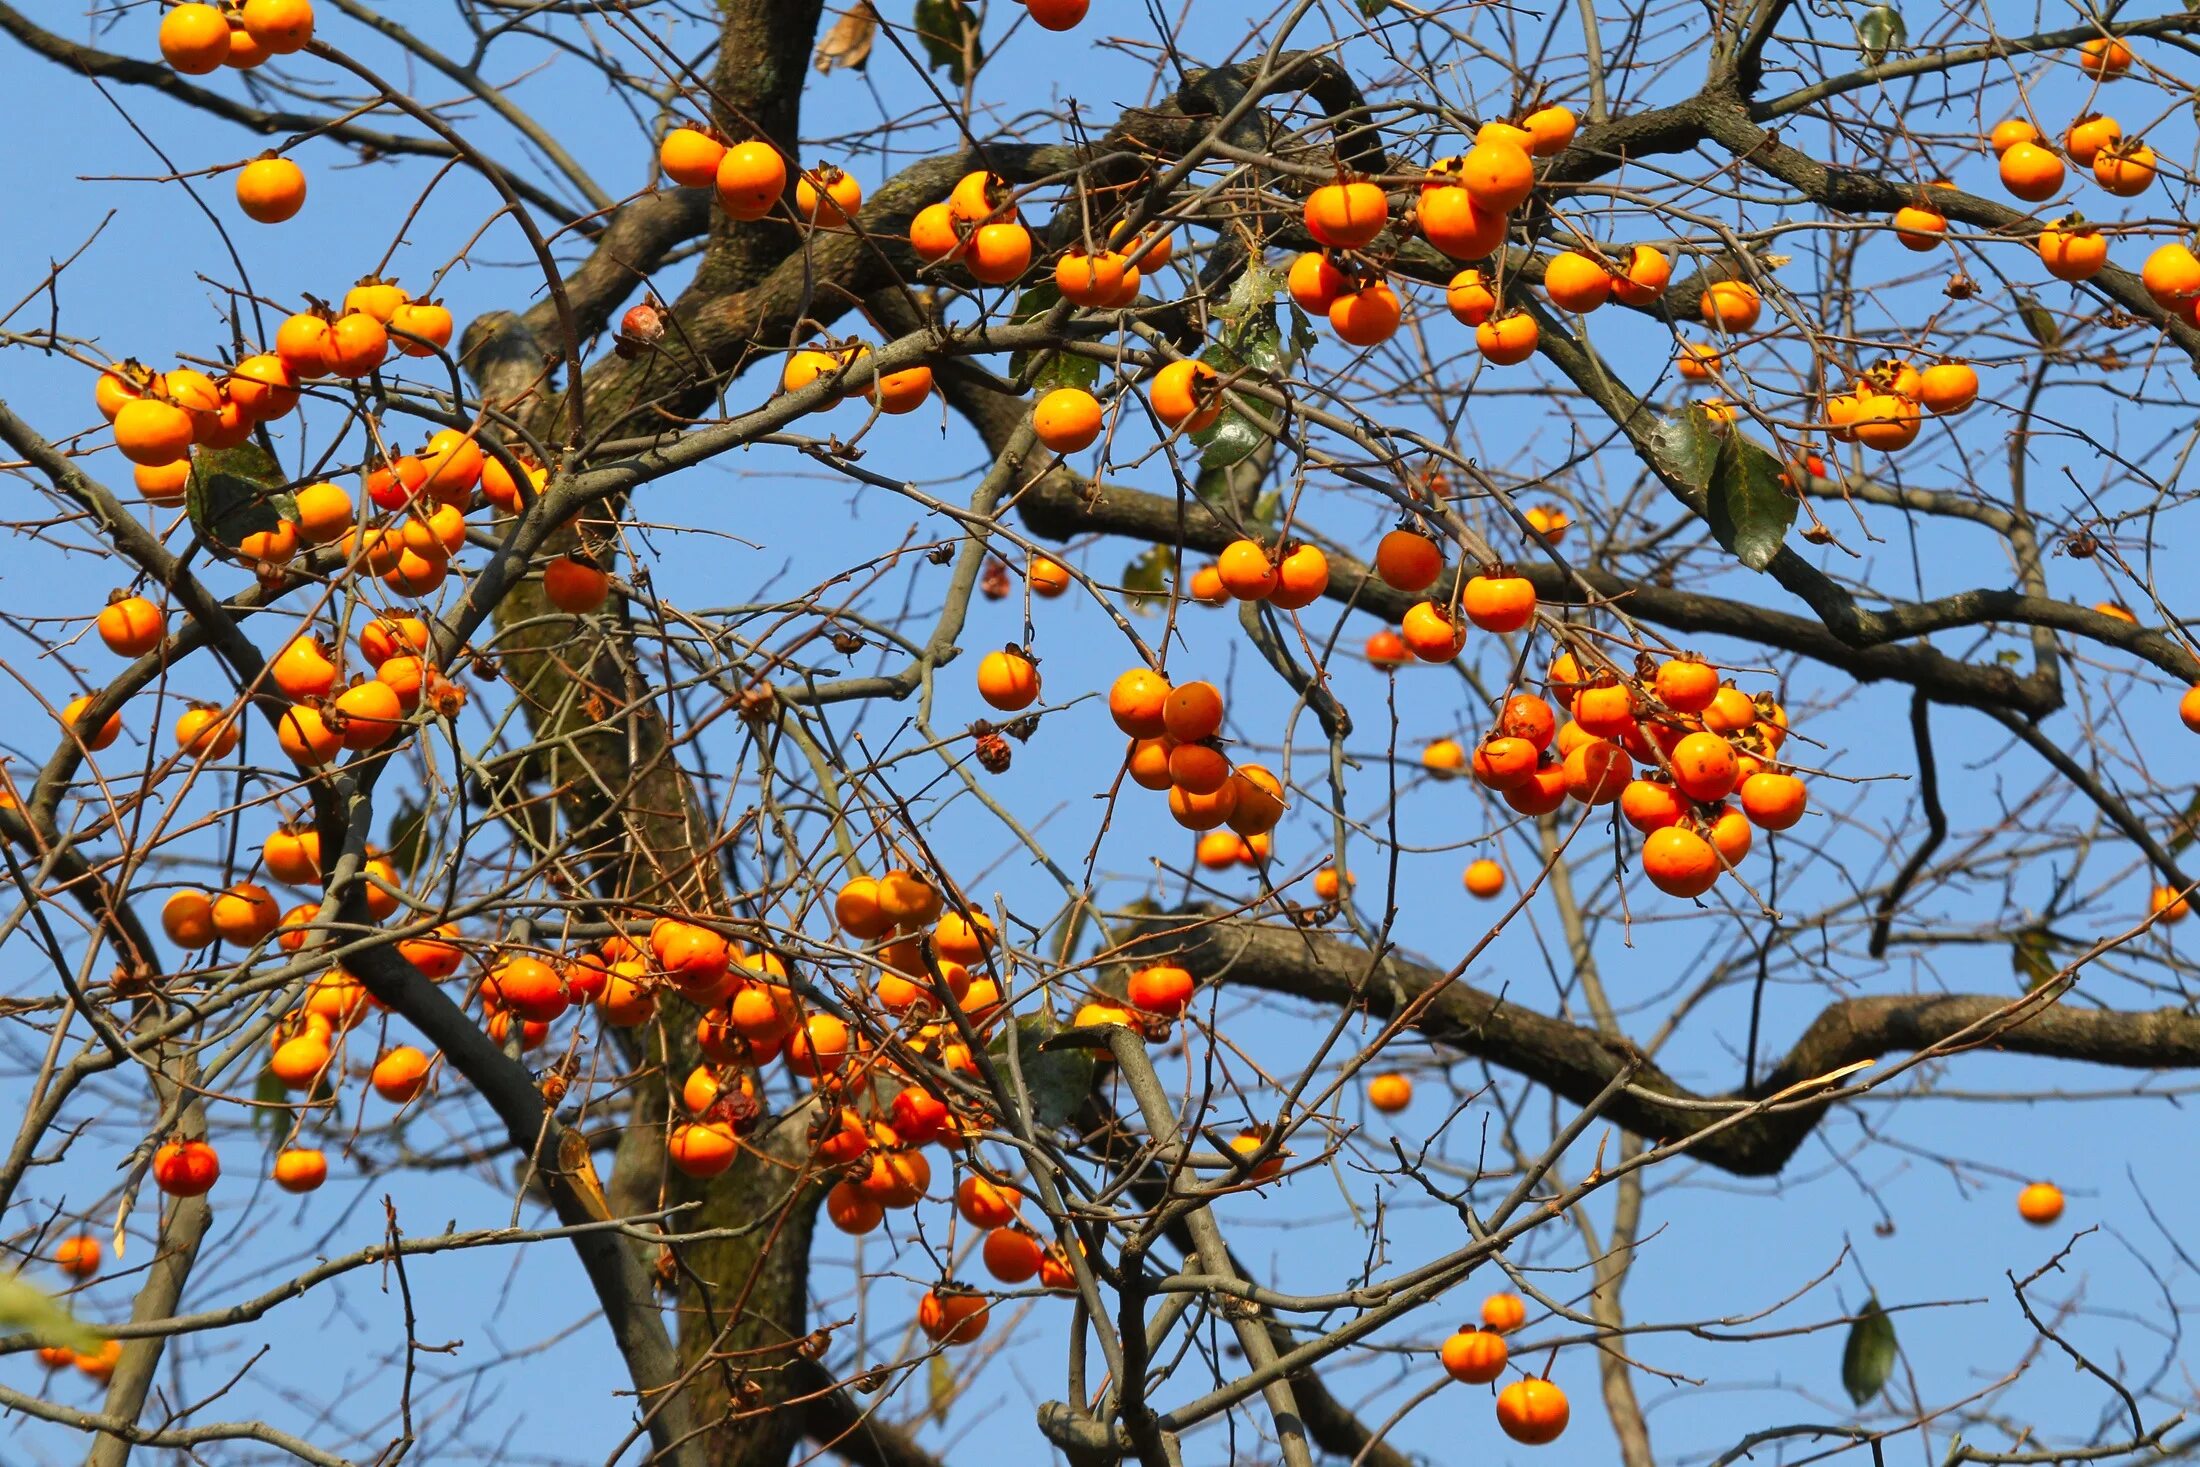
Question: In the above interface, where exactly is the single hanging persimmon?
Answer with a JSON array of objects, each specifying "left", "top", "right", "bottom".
[
  {"left": 2037, "top": 219, "right": 2107, "bottom": 280},
  {"left": 1024, "top": 0, "right": 1089, "bottom": 29},
  {"left": 1496, "top": 1379, "right": 1570, "bottom": 1445},
  {"left": 976, "top": 647, "right": 1041, "bottom": 711},
  {"left": 235, "top": 155, "right": 306, "bottom": 223},
  {"left": 1475, "top": 312, "right": 1539, "bottom": 365}
]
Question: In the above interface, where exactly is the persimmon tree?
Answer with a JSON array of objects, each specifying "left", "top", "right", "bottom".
[{"left": 5, "top": 0, "right": 2200, "bottom": 1463}]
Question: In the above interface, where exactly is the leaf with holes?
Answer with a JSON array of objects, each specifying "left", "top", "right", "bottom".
[
  {"left": 989, "top": 1015, "right": 1093, "bottom": 1130},
  {"left": 1841, "top": 1297, "right": 1897, "bottom": 1405},
  {"left": 1192, "top": 266, "right": 1292, "bottom": 474},
  {"left": 912, "top": 0, "right": 982, "bottom": 86},
  {"left": 187, "top": 443, "right": 296, "bottom": 561}
]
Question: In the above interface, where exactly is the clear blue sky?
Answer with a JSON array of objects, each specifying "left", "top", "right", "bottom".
[{"left": 3, "top": 4, "right": 2195, "bottom": 1464}]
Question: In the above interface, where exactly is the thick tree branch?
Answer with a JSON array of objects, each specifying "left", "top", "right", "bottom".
[{"left": 1122, "top": 909, "right": 2200, "bottom": 1176}]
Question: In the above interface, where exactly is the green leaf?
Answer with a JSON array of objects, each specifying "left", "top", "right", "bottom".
[
  {"left": 1655, "top": 408, "right": 1794, "bottom": 572},
  {"left": 1842, "top": 1297, "right": 1897, "bottom": 1406},
  {"left": 1121, "top": 544, "right": 1170, "bottom": 615},
  {"left": 1005, "top": 283, "right": 1099, "bottom": 394},
  {"left": 927, "top": 1353, "right": 955, "bottom": 1424},
  {"left": 1192, "top": 267, "right": 1293, "bottom": 476},
  {"left": 2011, "top": 929, "right": 2060, "bottom": 992},
  {"left": 1855, "top": 4, "right": 1905, "bottom": 65},
  {"left": 988, "top": 1015, "right": 1093, "bottom": 1130},
  {"left": 384, "top": 796, "right": 428, "bottom": 879},
  {"left": 1651, "top": 406, "right": 1721, "bottom": 496},
  {"left": 1357, "top": 0, "right": 1389, "bottom": 13},
  {"left": 912, "top": 0, "right": 982, "bottom": 86},
  {"left": 1707, "top": 424, "right": 1797, "bottom": 572},
  {"left": 251, "top": 1068, "right": 289, "bottom": 1137},
  {"left": 0, "top": 1274, "right": 103, "bottom": 1352},
  {"left": 187, "top": 442, "right": 297, "bottom": 559},
  {"left": 2015, "top": 294, "right": 2063, "bottom": 350}
]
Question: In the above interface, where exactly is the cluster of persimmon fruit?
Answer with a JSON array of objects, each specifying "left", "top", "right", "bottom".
[{"left": 1438, "top": 1290, "right": 1572, "bottom": 1445}]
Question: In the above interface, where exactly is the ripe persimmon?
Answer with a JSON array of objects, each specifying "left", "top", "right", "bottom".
[
  {"left": 543, "top": 555, "right": 611, "bottom": 614},
  {"left": 1440, "top": 1327, "right": 1508, "bottom": 1383},
  {"left": 1669, "top": 731, "right": 1740, "bottom": 801},
  {"left": 96, "top": 595, "right": 165, "bottom": 658},
  {"left": 1495, "top": 1379, "right": 1570, "bottom": 1445},
  {"left": 1127, "top": 963, "right": 1194, "bottom": 1016},
  {"left": 1699, "top": 280, "right": 1762, "bottom": 332},
  {"left": 1462, "top": 572, "right": 1535, "bottom": 632},
  {"left": 159, "top": 4, "right": 232, "bottom": 74},
  {"left": 1367, "top": 1072, "right": 1412, "bottom": 1112},
  {"left": 1471, "top": 736, "right": 1537, "bottom": 789},
  {"left": 1025, "top": 0, "right": 1089, "bottom": 29},
  {"left": 1269, "top": 544, "right": 1330, "bottom": 610},
  {"left": 53, "top": 1235, "right": 101, "bottom": 1279},
  {"left": 1475, "top": 312, "right": 1538, "bottom": 365},
  {"left": 272, "top": 1147, "right": 327, "bottom": 1193},
  {"left": 1148, "top": 358, "right": 1221, "bottom": 432},
  {"left": 1226, "top": 764, "right": 1286, "bottom": 836},
  {"left": 1739, "top": 770, "right": 1807, "bottom": 829},
  {"left": 1463, "top": 858, "right": 1505, "bottom": 898},
  {"left": 2093, "top": 140, "right": 2156, "bottom": 196},
  {"left": 2017, "top": 1180, "right": 2065, "bottom": 1223},
  {"left": 668, "top": 1121, "right": 739, "bottom": 1177},
  {"left": 715, "top": 142, "right": 786, "bottom": 220},
  {"left": 1304, "top": 180, "right": 1389, "bottom": 249},
  {"left": 1889, "top": 204, "right": 1945, "bottom": 249},
  {"left": 1444, "top": 266, "right": 1498, "bottom": 325},
  {"left": 976, "top": 648, "right": 1040, "bottom": 711},
  {"left": 162, "top": 890, "right": 217, "bottom": 946},
  {"left": 1330, "top": 279, "right": 1403, "bottom": 346},
  {"left": 918, "top": 1287, "right": 989, "bottom": 1345},
  {"left": 1609, "top": 244, "right": 1670, "bottom": 306},
  {"left": 1373, "top": 532, "right": 1446, "bottom": 600},
  {"left": 659, "top": 126, "right": 725, "bottom": 187},
  {"left": 1215, "top": 539, "right": 1277, "bottom": 600},
  {"left": 2079, "top": 36, "right": 2133, "bottom": 78},
  {"left": 1643, "top": 826, "right": 1719, "bottom": 897},
  {"left": 1999, "top": 141, "right": 2066, "bottom": 203},
  {"left": 1032, "top": 387, "right": 1103, "bottom": 452},
  {"left": 1541, "top": 250, "right": 1611, "bottom": 312},
  {"left": 1289, "top": 251, "right": 1349, "bottom": 313},
  {"left": 153, "top": 1139, "right": 221, "bottom": 1197},
  {"left": 235, "top": 155, "right": 306, "bottom": 223},
  {"left": 983, "top": 1226, "right": 1043, "bottom": 1283},
  {"left": 1055, "top": 247, "right": 1129, "bottom": 306},
  {"left": 1401, "top": 601, "right": 1467, "bottom": 661},
  {"left": 388, "top": 300, "right": 453, "bottom": 356},
  {"left": 372, "top": 1046, "right": 431, "bottom": 1103},
  {"left": 966, "top": 221, "right": 1034, "bottom": 284},
  {"left": 794, "top": 163, "right": 861, "bottom": 223},
  {"left": 1460, "top": 138, "right": 1534, "bottom": 212}
]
